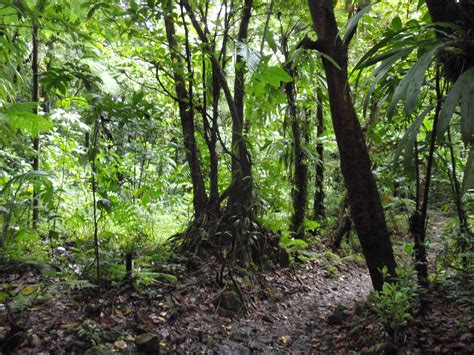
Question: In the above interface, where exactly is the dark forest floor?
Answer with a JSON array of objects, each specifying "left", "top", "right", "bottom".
[
  {"left": 1, "top": 209, "right": 474, "bottom": 354},
  {"left": 1, "top": 247, "right": 473, "bottom": 354}
]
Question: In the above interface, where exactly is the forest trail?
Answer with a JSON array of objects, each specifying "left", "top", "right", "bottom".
[
  {"left": 1, "top": 234, "right": 473, "bottom": 354},
  {"left": 0, "top": 253, "right": 372, "bottom": 353},
  {"left": 171, "top": 257, "right": 371, "bottom": 353}
]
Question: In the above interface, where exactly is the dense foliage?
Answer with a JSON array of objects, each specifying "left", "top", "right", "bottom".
[{"left": 0, "top": 0, "right": 473, "bottom": 352}]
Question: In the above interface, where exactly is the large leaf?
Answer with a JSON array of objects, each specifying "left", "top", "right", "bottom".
[
  {"left": 461, "top": 69, "right": 474, "bottom": 145},
  {"left": 436, "top": 67, "right": 474, "bottom": 141},
  {"left": 2, "top": 103, "right": 53, "bottom": 137},
  {"left": 235, "top": 41, "right": 261, "bottom": 72},
  {"left": 363, "top": 48, "right": 410, "bottom": 115},
  {"left": 258, "top": 66, "right": 293, "bottom": 87},
  {"left": 387, "top": 46, "right": 439, "bottom": 118},
  {"left": 462, "top": 145, "right": 474, "bottom": 194},
  {"left": 341, "top": 2, "right": 376, "bottom": 43},
  {"left": 394, "top": 107, "right": 430, "bottom": 174},
  {"left": 404, "top": 46, "right": 439, "bottom": 116}
]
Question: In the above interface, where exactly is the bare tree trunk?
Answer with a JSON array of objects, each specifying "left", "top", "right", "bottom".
[
  {"left": 31, "top": 23, "right": 39, "bottom": 230},
  {"left": 412, "top": 69, "right": 442, "bottom": 287},
  {"left": 164, "top": 1, "right": 208, "bottom": 218},
  {"left": 331, "top": 194, "right": 351, "bottom": 250},
  {"left": 314, "top": 88, "right": 325, "bottom": 219},
  {"left": 227, "top": 0, "right": 254, "bottom": 216},
  {"left": 304, "top": 0, "right": 397, "bottom": 290},
  {"left": 446, "top": 127, "right": 470, "bottom": 237},
  {"left": 281, "top": 32, "right": 308, "bottom": 239}
]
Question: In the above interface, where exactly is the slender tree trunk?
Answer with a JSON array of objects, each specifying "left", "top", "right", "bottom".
[
  {"left": 414, "top": 138, "right": 421, "bottom": 210},
  {"left": 446, "top": 128, "right": 471, "bottom": 270},
  {"left": 31, "top": 23, "right": 40, "bottom": 230},
  {"left": 164, "top": 1, "right": 208, "bottom": 218},
  {"left": 447, "top": 127, "right": 470, "bottom": 237},
  {"left": 227, "top": 0, "right": 254, "bottom": 216},
  {"left": 201, "top": 55, "right": 220, "bottom": 213},
  {"left": 305, "top": 0, "right": 397, "bottom": 290},
  {"left": 282, "top": 33, "right": 308, "bottom": 239},
  {"left": 414, "top": 69, "right": 442, "bottom": 287},
  {"left": 181, "top": 0, "right": 255, "bottom": 218},
  {"left": 314, "top": 88, "right": 325, "bottom": 219},
  {"left": 91, "top": 119, "right": 101, "bottom": 284},
  {"left": 286, "top": 69, "right": 308, "bottom": 239}
]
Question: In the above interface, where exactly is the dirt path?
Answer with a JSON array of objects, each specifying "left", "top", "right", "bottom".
[
  {"left": 1, "top": 255, "right": 373, "bottom": 353},
  {"left": 168, "top": 257, "right": 371, "bottom": 353},
  {"left": 219, "top": 260, "right": 371, "bottom": 353}
]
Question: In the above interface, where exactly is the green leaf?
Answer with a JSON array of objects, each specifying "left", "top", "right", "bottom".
[
  {"left": 265, "top": 30, "right": 277, "bottom": 53},
  {"left": 461, "top": 70, "right": 474, "bottom": 145},
  {"left": 259, "top": 66, "right": 293, "bottom": 87},
  {"left": 157, "top": 273, "right": 177, "bottom": 283},
  {"left": 3, "top": 103, "right": 53, "bottom": 137},
  {"left": 391, "top": 16, "right": 402, "bottom": 32},
  {"left": 318, "top": 52, "right": 342, "bottom": 71},
  {"left": 388, "top": 46, "right": 439, "bottom": 118},
  {"left": 404, "top": 46, "right": 439, "bottom": 116},
  {"left": 462, "top": 145, "right": 474, "bottom": 193},
  {"left": 363, "top": 49, "right": 410, "bottom": 115},
  {"left": 342, "top": 2, "right": 376, "bottom": 43},
  {"left": 436, "top": 70, "right": 472, "bottom": 139},
  {"left": 394, "top": 107, "right": 430, "bottom": 174}
]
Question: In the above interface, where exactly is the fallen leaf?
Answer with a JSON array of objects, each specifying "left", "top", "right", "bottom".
[
  {"left": 20, "top": 286, "right": 35, "bottom": 295},
  {"left": 61, "top": 322, "right": 80, "bottom": 329},
  {"left": 114, "top": 340, "right": 127, "bottom": 349},
  {"left": 278, "top": 336, "right": 290, "bottom": 346}
]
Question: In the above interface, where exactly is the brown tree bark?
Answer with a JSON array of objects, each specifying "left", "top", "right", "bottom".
[
  {"left": 314, "top": 87, "right": 325, "bottom": 219},
  {"left": 282, "top": 33, "right": 308, "bottom": 239},
  {"left": 305, "top": 0, "right": 397, "bottom": 290},
  {"left": 31, "top": 23, "right": 39, "bottom": 230},
  {"left": 164, "top": 0, "right": 208, "bottom": 218},
  {"left": 227, "top": 0, "right": 254, "bottom": 216},
  {"left": 286, "top": 69, "right": 308, "bottom": 239}
]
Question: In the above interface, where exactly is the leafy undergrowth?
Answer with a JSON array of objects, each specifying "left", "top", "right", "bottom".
[
  {"left": 0, "top": 246, "right": 472, "bottom": 353},
  {"left": 332, "top": 276, "right": 474, "bottom": 353}
]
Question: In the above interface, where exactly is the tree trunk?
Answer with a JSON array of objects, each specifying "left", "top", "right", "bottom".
[
  {"left": 31, "top": 23, "right": 39, "bottom": 230},
  {"left": 314, "top": 88, "right": 325, "bottom": 219},
  {"left": 227, "top": 0, "right": 254, "bottom": 216},
  {"left": 305, "top": 0, "right": 397, "bottom": 290},
  {"left": 282, "top": 33, "right": 308, "bottom": 239},
  {"left": 164, "top": 1, "right": 208, "bottom": 218},
  {"left": 411, "top": 69, "right": 442, "bottom": 287}
]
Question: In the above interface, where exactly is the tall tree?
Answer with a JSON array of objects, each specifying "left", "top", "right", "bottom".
[
  {"left": 227, "top": 0, "right": 255, "bottom": 217},
  {"left": 164, "top": 0, "right": 208, "bottom": 218},
  {"left": 31, "top": 21, "right": 40, "bottom": 230},
  {"left": 282, "top": 36, "right": 308, "bottom": 240},
  {"left": 303, "top": 0, "right": 397, "bottom": 290},
  {"left": 313, "top": 87, "right": 325, "bottom": 219}
]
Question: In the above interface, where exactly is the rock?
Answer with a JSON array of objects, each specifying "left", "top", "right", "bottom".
[
  {"left": 219, "top": 344, "right": 232, "bottom": 354},
  {"left": 327, "top": 305, "right": 351, "bottom": 325},
  {"left": 270, "top": 291, "right": 284, "bottom": 302},
  {"left": 278, "top": 248, "right": 290, "bottom": 267},
  {"left": 219, "top": 339, "right": 241, "bottom": 353},
  {"left": 235, "top": 327, "right": 251, "bottom": 341},
  {"left": 290, "top": 336, "right": 310, "bottom": 351},
  {"left": 256, "top": 336, "right": 273, "bottom": 344},
  {"left": 101, "top": 329, "right": 122, "bottom": 342},
  {"left": 213, "top": 291, "right": 242, "bottom": 316},
  {"left": 30, "top": 334, "right": 42, "bottom": 348},
  {"left": 135, "top": 333, "right": 159, "bottom": 352}
]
